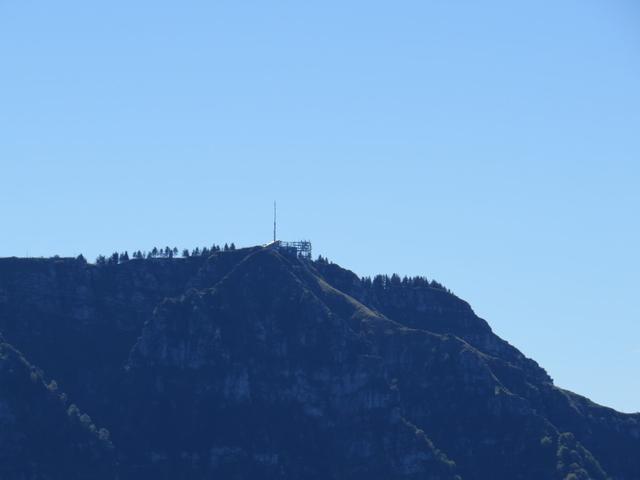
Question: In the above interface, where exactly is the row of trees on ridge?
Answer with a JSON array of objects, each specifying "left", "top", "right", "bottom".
[{"left": 95, "top": 243, "right": 237, "bottom": 265}]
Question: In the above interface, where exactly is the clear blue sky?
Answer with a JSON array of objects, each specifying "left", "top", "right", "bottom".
[{"left": 1, "top": 1, "right": 639, "bottom": 412}]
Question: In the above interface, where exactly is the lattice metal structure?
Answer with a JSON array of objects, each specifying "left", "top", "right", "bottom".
[
  {"left": 269, "top": 202, "right": 312, "bottom": 260},
  {"left": 276, "top": 240, "right": 312, "bottom": 260}
]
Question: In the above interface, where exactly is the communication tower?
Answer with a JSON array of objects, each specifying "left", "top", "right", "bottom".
[{"left": 268, "top": 201, "right": 312, "bottom": 260}]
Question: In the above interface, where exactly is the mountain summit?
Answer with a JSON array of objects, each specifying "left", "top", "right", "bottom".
[{"left": 0, "top": 246, "right": 638, "bottom": 479}]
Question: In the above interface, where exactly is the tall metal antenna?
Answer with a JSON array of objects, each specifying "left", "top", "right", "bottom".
[{"left": 273, "top": 201, "right": 277, "bottom": 243}]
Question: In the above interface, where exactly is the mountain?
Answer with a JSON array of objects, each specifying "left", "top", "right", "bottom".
[
  {"left": 0, "top": 247, "right": 638, "bottom": 479},
  {"left": 0, "top": 334, "right": 115, "bottom": 479}
]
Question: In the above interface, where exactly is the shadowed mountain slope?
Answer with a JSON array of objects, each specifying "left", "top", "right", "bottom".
[
  {"left": 0, "top": 335, "right": 115, "bottom": 479},
  {"left": 0, "top": 248, "right": 638, "bottom": 479}
]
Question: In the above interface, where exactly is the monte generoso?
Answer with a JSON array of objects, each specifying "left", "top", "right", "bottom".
[{"left": 0, "top": 245, "right": 638, "bottom": 480}]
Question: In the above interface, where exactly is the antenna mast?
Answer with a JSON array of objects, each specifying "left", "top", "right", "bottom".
[{"left": 273, "top": 201, "right": 277, "bottom": 243}]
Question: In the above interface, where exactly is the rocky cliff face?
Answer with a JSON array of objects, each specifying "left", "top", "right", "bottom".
[{"left": 0, "top": 248, "right": 638, "bottom": 479}]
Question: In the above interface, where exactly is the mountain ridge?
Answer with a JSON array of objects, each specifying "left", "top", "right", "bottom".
[{"left": 0, "top": 247, "right": 638, "bottom": 479}]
